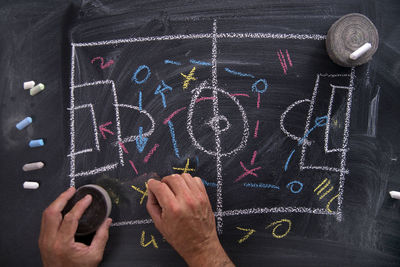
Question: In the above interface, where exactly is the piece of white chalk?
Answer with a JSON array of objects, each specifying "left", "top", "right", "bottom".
[
  {"left": 30, "top": 83, "right": 45, "bottom": 96},
  {"left": 389, "top": 191, "right": 400, "bottom": 200},
  {"left": 16, "top": 117, "right": 32, "bottom": 130},
  {"left": 23, "top": 181, "right": 39, "bottom": 190},
  {"left": 23, "top": 81, "right": 35, "bottom": 90},
  {"left": 349, "top": 42, "right": 372, "bottom": 60},
  {"left": 23, "top": 162, "right": 45, "bottom": 172}
]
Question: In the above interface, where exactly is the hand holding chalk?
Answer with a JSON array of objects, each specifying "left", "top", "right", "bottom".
[
  {"left": 146, "top": 174, "right": 234, "bottom": 267},
  {"left": 39, "top": 187, "right": 112, "bottom": 267}
]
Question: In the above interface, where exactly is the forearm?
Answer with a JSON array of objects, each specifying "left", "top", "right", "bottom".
[{"left": 181, "top": 238, "right": 234, "bottom": 267}]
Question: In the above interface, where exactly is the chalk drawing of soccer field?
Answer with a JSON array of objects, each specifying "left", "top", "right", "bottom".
[{"left": 69, "top": 19, "right": 355, "bottom": 233}]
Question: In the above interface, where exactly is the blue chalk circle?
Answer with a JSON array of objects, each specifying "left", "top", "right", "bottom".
[
  {"left": 29, "top": 139, "right": 44, "bottom": 148},
  {"left": 314, "top": 116, "right": 328, "bottom": 127},
  {"left": 252, "top": 79, "right": 268, "bottom": 93},
  {"left": 286, "top": 180, "right": 304, "bottom": 194},
  {"left": 16, "top": 117, "right": 32, "bottom": 130},
  {"left": 132, "top": 65, "right": 151, "bottom": 84}
]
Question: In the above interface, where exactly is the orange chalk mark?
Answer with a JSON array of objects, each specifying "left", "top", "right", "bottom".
[
  {"left": 236, "top": 227, "right": 256, "bottom": 243},
  {"left": 172, "top": 158, "right": 195, "bottom": 173},
  {"left": 266, "top": 219, "right": 292, "bottom": 239},
  {"left": 140, "top": 231, "right": 158, "bottom": 248},
  {"left": 131, "top": 183, "right": 148, "bottom": 205},
  {"left": 181, "top": 67, "right": 197, "bottom": 90}
]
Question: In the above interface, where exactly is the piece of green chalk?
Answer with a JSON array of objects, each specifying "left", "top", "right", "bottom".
[{"left": 30, "top": 83, "right": 45, "bottom": 96}]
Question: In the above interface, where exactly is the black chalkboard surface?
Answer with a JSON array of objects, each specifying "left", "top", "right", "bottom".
[{"left": 1, "top": 0, "right": 399, "bottom": 266}]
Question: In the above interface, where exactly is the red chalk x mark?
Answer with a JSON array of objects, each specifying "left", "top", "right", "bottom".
[
  {"left": 91, "top": 57, "right": 115, "bottom": 69},
  {"left": 99, "top": 122, "right": 115, "bottom": 139}
]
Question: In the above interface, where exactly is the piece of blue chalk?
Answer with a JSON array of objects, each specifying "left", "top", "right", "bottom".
[
  {"left": 29, "top": 139, "right": 44, "bottom": 148},
  {"left": 16, "top": 117, "right": 32, "bottom": 130}
]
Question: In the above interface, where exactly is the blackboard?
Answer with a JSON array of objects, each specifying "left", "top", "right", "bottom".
[{"left": 1, "top": 0, "right": 399, "bottom": 266}]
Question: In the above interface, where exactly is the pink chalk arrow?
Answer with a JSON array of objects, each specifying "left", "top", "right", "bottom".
[{"left": 99, "top": 122, "right": 115, "bottom": 139}]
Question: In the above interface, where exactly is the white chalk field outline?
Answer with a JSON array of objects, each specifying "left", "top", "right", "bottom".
[
  {"left": 68, "top": 19, "right": 352, "bottom": 229},
  {"left": 324, "top": 85, "right": 353, "bottom": 153},
  {"left": 74, "top": 104, "right": 100, "bottom": 151},
  {"left": 297, "top": 70, "right": 354, "bottom": 221},
  {"left": 69, "top": 80, "right": 124, "bottom": 184},
  {"left": 114, "top": 103, "right": 155, "bottom": 145}
]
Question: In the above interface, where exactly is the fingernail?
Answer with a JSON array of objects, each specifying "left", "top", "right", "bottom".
[{"left": 84, "top": 194, "right": 92, "bottom": 202}]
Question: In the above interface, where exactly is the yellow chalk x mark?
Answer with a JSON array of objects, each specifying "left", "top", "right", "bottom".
[
  {"left": 326, "top": 193, "right": 339, "bottom": 213},
  {"left": 236, "top": 227, "right": 256, "bottom": 243},
  {"left": 131, "top": 183, "right": 148, "bottom": 205},
  {"left": 181, "top": 67, "right": 197, "bottom": 90},
  {"left": 172, "top": 158, "right": 195, "bottom": 173},
  {"left": 140, "top": 231, "right": 158, "bottom": 248},
  {"left": 266, "top": 219, "right": 292, "bottom": 239}
]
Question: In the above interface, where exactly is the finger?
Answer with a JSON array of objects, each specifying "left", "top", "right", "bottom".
[
  {"left": 180, "top": 173, "right": 201, "bottom": 195},
  {"left": 161, "top": 174, "right": 190, "bottom": 196},
  {"left": 90, "top": 218, "right": 112, "bottom": 254},
  {"left": 146, "top": 188, "right": 162, "bottom": 227},
  {"left": 147, "top": 179, "right": 176, "bottom": 209},
  {"left": 40, "top": 187, "right": 76, "bottom": 241},
  {"left": 59, "top": 194, "right": 92, "bottom": 240},
  {"left": 193, "top": 176, "right": 208, "bottom": 194},
  {"left": 46, "top": 187, "right": 76, "bottom": 213}
]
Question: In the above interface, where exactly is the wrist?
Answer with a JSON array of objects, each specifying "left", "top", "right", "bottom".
[{"left": 181, "top": 236, "right": 234, "bottom": 267}]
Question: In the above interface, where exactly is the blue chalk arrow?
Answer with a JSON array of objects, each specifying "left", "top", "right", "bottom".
[{"left": 136, "top": 127, "right": 148, "bottom": 153}]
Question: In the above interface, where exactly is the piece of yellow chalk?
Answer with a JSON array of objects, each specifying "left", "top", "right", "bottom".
[{"left": 30, "top": 83, "right": 45, "bottom": 96}]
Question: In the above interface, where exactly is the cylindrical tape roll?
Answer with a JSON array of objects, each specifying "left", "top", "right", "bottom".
[{"left": 326, "top": 13, "right": 379, "bottom": 67}]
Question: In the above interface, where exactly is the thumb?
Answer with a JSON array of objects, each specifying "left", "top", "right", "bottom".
[
  {"left": 146, "top": 184, "right": 162, "bottom": 228},
  {"left": 90, "top": 218, "right": 112, "bottom": 254}
]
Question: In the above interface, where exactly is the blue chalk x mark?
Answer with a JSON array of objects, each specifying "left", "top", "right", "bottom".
[
  {"left": 164, "top": 60, "right": 181, "bottom": 65},
  {"left": 190, "top": 59, "right": 212, "bottom": 66},
  {"left": 167, "top": 121, "right": 180, "bottom": 159},
  {"left": 136, "top": 127, "right": 148, "bottom": 153},
  {"left": 224, "top": 68, "right": 255, "bottom": 78},
  {"left": 202, "top": 179, "right": 217, "bottom": 187},
  {"left": 29, "top": 139, "right": 44, "bottom": 148},
  {"left": 252, "top": 79, "right": 268, "bottom": 93},
  {"left": 132, "top": 65, "right": 151, "bottom": 84},
  {"left": 243, "top": 183, "right": 280, "bottom": 190},
  {"left": 286, "top": 180, "right": 303, "bottom": 194},
  {"left": 16, "top": 117, "right": 32, "bottom": 130},
  {"left": 154, "top": 80, "right": 172, "bottom": 108}
]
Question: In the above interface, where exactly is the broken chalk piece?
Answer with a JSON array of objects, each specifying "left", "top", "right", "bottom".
[
  {"left": 23, "top": 81, "right": 35, "bottom": 90},
  {"left": 23, "top": 161, "right": 45, "bottom": 172},
  {"left": 389, "top": 191, "right": 400, "bottom": 200},
  {"left": 29, "top": 139, "right": 44, "bottom": 148},
  {"left": 30, "top": 83, "right": 45, "bottom": 96},
  {"left": 350, "top": 43, "right": 372, "bottom": 60},
  {"left": 23, "top": 181, "right": 39, "bottom": 190},
  {"left": 16, "top": 117, "right": 32, "bottom": 130}
]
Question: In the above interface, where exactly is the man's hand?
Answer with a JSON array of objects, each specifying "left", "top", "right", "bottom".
[
  {"left": 39, "top": 187, "right": 112, "bottom": 267},
  {"left": 146, "top": 174, "right": 234, "bottom": 267}
]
